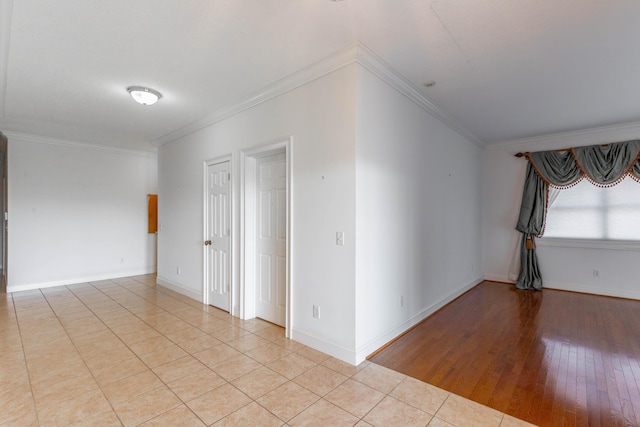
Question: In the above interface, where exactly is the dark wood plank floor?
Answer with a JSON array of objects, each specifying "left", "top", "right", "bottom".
[{"left": 370, "top": 281, "right": 640, "bottom": 426}]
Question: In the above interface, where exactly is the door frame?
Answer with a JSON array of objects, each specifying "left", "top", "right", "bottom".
[
  {"left": 203, "top": 155, "right": 234, "bottom": 312},
  {"left": 240, "top": 137, "right": 292, "bottom": 336}
]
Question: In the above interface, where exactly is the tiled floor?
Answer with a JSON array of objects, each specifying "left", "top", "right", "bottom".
[{"left": 0, "top": 275, "right": 536, "bottom": 426}]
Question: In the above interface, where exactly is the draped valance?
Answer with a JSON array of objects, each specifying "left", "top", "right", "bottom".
[{"left": 515, "top": 139, "right": 640, "bottom": 290}]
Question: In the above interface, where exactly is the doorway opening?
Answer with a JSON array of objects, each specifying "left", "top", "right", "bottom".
[
  {"left": 0, "top": 132, "right": 7, "bottom": 293},
  {"left": 203, "top": 157, "right": 232, "bottom": 312},
  {"left": 241, "top": 138, "right": 291, "bottom": 335}
]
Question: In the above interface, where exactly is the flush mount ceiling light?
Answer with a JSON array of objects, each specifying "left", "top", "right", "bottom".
[
  {"left": 423, "top": 81, "right": 436, "bottom": 88},
  {"left": 127, "top": 86, "right": 162, "bottom": 106}
]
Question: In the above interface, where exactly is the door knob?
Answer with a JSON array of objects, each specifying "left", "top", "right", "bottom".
[{"left": 204, "top": 240, "right": 212, "bottom": 246}]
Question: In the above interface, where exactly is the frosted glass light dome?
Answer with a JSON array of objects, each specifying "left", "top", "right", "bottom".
[{"left": 127, "top": 86, "right": 162, "bottom": 106}]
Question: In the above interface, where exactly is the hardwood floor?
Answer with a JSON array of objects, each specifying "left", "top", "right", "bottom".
[{"left": 370, "top": 281, "right": 640, "bottom": 426}]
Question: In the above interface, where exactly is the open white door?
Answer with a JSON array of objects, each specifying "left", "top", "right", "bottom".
[
  {"left": 255, "top": 153, "right": 286, "bottom": 326},
  {"left": 206, "top": 161, "right": 230, "bottom": 311}
]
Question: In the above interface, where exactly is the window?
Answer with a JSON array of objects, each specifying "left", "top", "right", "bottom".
[{"left": 543, "top": 176, "right": 640, "bottom": 241}]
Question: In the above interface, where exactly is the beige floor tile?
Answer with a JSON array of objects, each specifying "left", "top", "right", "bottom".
[
  {"left": 257, "top": 381, "right": 320, "bottom": 422},
  {"left": 296, "top": 346, "right": 331, "bottom": 364},
  {"left": 186, "top": 383, "right": 252, "bottom": 425},
  {"left": 322, "top": 357, "right": 369, "bottom": 377},
  {"left": 179, "top": 334, "right": 223, "bottom": 354},
  {"left": 209, "top": 325, "right": 251, "bottom": 342},
  {"left": 67, "top": 408, "right": 123, "bottom": 427},
  {"left": 390, "top": 376, "right": 449, "bottom": 415},
  {"left": 21, "top": 332, "right": 71, "bottom": 351},
  {"left": 324, "top": 379, "right": 385, "bottom": 418},
  {"left": 213, "top": 401, "right": 284, "bottom": 426},
  {"left": 194, "top": 344, "right": 241, "bottom": 367},
  {"left": 271, "top": 337, "right": 307, "bottom": 351},
  {"left": 0, "top": 378, "right": 30, "bottom": 414},
  {"left": 267, "top": 353, "right": 317, "bottom": 379},
  {"left": 0, "top": 334, "right": 23, "bottom": 353},
  {"left": 0, "top": 349, "right": 27, "bottom": 368},
  {"left": 245, "top": 342, "right": 292, "bottom": 364},
  {"left": 28, "top": 361, "right": 93, "bottom": 389},
  {"left": 227, "top": 334, "right": 269, "bottom": 352},
  {"left": 232, "top": 366, "right": 289, "bottom": 399},
  {"left": 31, "top": 372, "right": 99, "bottom": 408},
  {"left": 101, "top": 369, "right": 164, "bottom": 405},
  {"left": 91, "top": 356, "right": 149, "bottom": 386},
  {"left": 36, "top": 388, "right": 113, "bottom": 427},
  {"left": 154, "top": 320, "right": 195, "bottom": 335},
  {"left": 111, "top": 321, "right": 156, "bottom": 336},
  {"left": 352, "top": 363, "right": 406, "bottom": 394},
  {"left": 355, "top": 421, "right": 375, "bottom": 427},
  {"left": 129, "top": 335, "right": 175, "bottom": 355},
  {"left": 194, "top": 317, "right": 232, "bottom": 332},
  {"left": 212, "top": 354, "right": 262, "bottom": 381},
  {"left": 82, "top": 347, "right": 137, "bottom": 371},
  {"left": 71, "top": 329, "right": 120, "bottom": 348},
  {"left": 165, "top": 326, "right": 208, "bottom": 345},
  {"left": 138, "top": 343, "right": 189, "bottom": 368},
  {"left": 254, "top": 325, "right": 286, "bottom": 341},
  {"left": 118, "top": 327, "right": 163, "bottom": 346},
  {"left": 293, "top": 364, "right": 348, "bottom": 396},
  {"left": 428, "top": 417, "right": 457, "bottom": 426},
  {"left": 24, "top": 342, "right": 80, "bottom": 363},
  {"left": 138, "top": 405, "right": 206, "bottom": 427},
  {"left": 235, "top": 318, "right": 272, "bottom": 332},
  {"left": 364, "top": 396, "right": 433, "bottom": 427},
  {"left": 113, "top": 386, "right": 182, "bottom": 427},
  {"left": 0, "top": 409, "right": 39, "bottom": 427},
  {"left": 168, "top": 369, "right": 227, "bottom": 402},
  {"left": 63, "top": 320, "right": 109, "bottom": 337},
  {"left": 0, "top": 391, "right": 37, "bottom": 425},
  {"left": 152, "top": 355, "right": 206, "bottom": 383},
  {"left": 435, "top": 394, "right": 504, "bottom": 427},
  {"left": 288, "top": 398, "right": 359, "bottom": 427},
  {"left": 500, "top": 414, "right": 538, "bottom": 427}
]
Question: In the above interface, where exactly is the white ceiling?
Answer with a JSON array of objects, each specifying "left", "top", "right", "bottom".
[{"left": 1, "top": 0, "right": 639, "bottom": 152}]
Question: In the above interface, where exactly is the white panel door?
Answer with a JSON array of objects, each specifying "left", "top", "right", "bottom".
[
  {"left": 255, "top": 153, "right": 286, "bottom": 326},
  {"left": 206, "top": 161, "right": 230, "bottom": 311}
]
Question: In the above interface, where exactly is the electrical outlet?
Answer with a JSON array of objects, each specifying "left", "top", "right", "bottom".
[
  {"left": 313, "top": 305, "right": 320, "bottom": 319},
  {"left": 593, "top": 269, "right": 600, "bottom": 278},
  {"left": 336, "top": 232, "right": 344, "bottom": 246}
]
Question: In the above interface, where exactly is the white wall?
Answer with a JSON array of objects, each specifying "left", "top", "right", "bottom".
[
  {"left": 483, "top": 123, "right": 640, "bottom": 300},
  {"left": 157, "top": 65, "right": 359, "bottom": 360},
  {"left": 8, "top": 134, "right": 158, "bottom": 291},
  {"left": 354, "top": 67, "right": 484, "bottom": 361}
]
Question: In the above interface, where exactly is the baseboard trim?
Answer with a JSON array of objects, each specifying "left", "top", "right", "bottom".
[
  {"left": 484, "top": 274, "right": 514, "bottom": 283},
  {"left": 484, "top": 274, "right": 640, "bottom": 300},
  {"left": 290, "top": 329, "right": 357, "bottom": 366},
  {"left": 7, "top": 267, "right": 157, "bottom": 293},
  {"left": 544, "top": 281, "right": 640, "bottom": 301},
  {"left": 156, "top": 276, "right": 203, "bottom": 303},
  {"left": 356, "top": 276, "right": 483, "bottom": 365}
]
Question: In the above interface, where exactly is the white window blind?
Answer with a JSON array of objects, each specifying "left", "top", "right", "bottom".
[{"left": 543, "top": 176, "right": 640, "bottom": 241}]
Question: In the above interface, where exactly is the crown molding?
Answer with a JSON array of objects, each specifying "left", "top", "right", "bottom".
[
  {"left": 153, "top": 44, "right": 360, "bottom": 147},
  {"left": 0, "top": 0, "right": 14, "bottom": 118},
  {"left": 352, "top": 45, "right": 485, "bottom": 147},
  {"left": 486, "top": 120, "right": 640, "bottom": 152},
  {"left": 4, "top": 131, "right": 158, "bottom": 158},
  {"left": 153, "top": 42, "right": 484, "bottom": 148}
]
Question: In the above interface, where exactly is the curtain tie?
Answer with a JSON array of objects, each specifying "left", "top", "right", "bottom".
[{"left": 525, "top": 234, "right": 536, "bottom": 250}]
